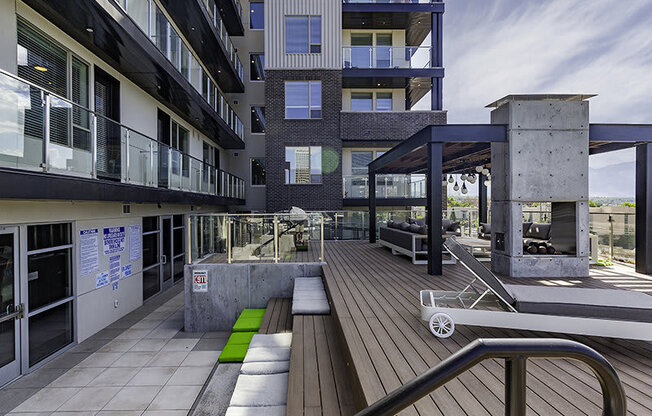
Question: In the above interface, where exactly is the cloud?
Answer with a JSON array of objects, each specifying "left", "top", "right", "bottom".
[{"left": 416, "top": 0, "right": 652, "bottom": 125}]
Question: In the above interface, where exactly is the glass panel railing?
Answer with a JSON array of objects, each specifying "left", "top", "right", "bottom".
[
  {"left": 589, "top": 211, "right": 635, "bottom": 264},
  {"left": 189, "top": 213, "right": 324, "bottom": 263},
  {"left": 343, "top": 0, "right": 436, "bottom": 3},
  {"left": 200, "top": 0, "right": 244, "bottom": 83},
  {"left": 0, "top": 70, "right": 245, "bottom": 200},
  {"left": 343, "top": 174, "right": 427, "bottom": 198},
  {"left": 343, "top": 46, "right": 433, "bottom": 69}
]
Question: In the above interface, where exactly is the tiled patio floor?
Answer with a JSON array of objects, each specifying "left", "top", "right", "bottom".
[{"left": 0, "top": 284, "right": 228, "bottom": 416}]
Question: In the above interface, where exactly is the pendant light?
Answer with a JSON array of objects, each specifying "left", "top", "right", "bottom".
[
  {"left": 460, "top": 173, "right": 468, "bottom": 181},
  {"left": 453, "top": 182, "right": 460, "bottom": 192},
  {"left": 475, "top": 166, "right": 483, "bottom": 173},
  {"left": 448, "top": 175, "right": 454, "bottom": 183},
  {"left": 461, "top": 183, "right": 468, "bottom": 194},
  {"left": 481, "top": 168, "right": 489, "bottom": 176}
]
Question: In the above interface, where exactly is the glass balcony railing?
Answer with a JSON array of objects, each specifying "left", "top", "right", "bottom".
[
  {"left": 343, "top": 174, "right": 426, "bottom": 199},
  {"left": 116, "top": 0, "right": 244, "bottom": 141},
  {"left": 0, "top": 71, "right": 245, "bottom": 200},
  {"left": 343, "top": 46, "right": 433, "bottom": 69},
  {"left": 200, "top": 0, "right": 245, "bottom": 81}
]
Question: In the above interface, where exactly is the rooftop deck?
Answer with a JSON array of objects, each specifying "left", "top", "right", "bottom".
[
  {"left": 200, "top": 240, "right": 652, "bottom": 415},
  {"left": 320, "top": 241, "right": 652, "bottom": 416}
]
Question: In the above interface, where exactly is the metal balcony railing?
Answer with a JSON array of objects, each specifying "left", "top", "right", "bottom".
[
  {"left": 343, "top": 46, "right": 432, "bottom": 69},
  {"left": 0, "top": 71, "right": 245, "bottom": 200},
  {"left": 344, "top": 174, "right": 426, "bottom": 199},
  {"left": 355, "top": 338, "right": 626, "bottom": 416}
]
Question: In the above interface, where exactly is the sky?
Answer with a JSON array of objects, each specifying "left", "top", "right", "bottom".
[{"left": 416, "top": 0, "right": 652, "bottom": 198}]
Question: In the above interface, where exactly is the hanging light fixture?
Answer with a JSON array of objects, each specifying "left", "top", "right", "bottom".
[
  {"left": 453, "top": 181, "right": 460, "bottom": 192},
  {"left": 468, "top": 174, "right": 476, "bottom": 184},
  {"left": 461, "top": 183, "right": 468, "bottom": 194},
  {"left": 448, "top": 175, "right": 454, "bottom": 183},
  {"left": 460, "top": 173, "right": 468, "bottom": 181},
  {"left": 484, "top": 179, "right": 490, "bottom": 187},
  {"left": 442, "top": 175, "right": 448, "bottom": 186},
  {"left": 475, "top": 166, "right": 483, "bottom": 173},
  {"left": 482, "top": 168, "right": 489, "bottom": 176}
]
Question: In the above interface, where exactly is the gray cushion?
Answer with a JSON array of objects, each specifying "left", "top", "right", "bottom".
[
  {"left": 506, "top": 285, "right": 652, "bottom": 323},
  {"left": 522, "top": 222, "right": 532, "bottom": 237},
  {"left": 525, "top": 223, "right": 551, "bottom": 240},
  {"left": 442, "top": 219, "right": 452, "bottom": 230},
  {"left": 408, "top": 224, "right": 421, "bottom": 233},
  {"left": 387, "top": 220, "right": 395, "bottom": 228},
  {"left": 399, "top": 222, "right": 411, "bottom": 231},
  {"left": 418, "top": 225, "right": 428, "bottom": 235}
]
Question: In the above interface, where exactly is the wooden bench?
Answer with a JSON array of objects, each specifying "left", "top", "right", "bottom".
[
  {"left": 259, "top": 298, "right": 293, "bottom": 334},
  {"left": 287, "top": 314, "right": 363, "bottom": 416}
]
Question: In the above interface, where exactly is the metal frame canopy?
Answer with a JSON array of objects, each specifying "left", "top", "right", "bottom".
[{"left": 368, "top": 122, "right": 652, "bottom": 276}]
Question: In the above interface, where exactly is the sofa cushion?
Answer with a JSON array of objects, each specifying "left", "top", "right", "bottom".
[
  {"left": 409, "top": 218, "right": 426, "bottom": 227},
  {"left": 399, "top": 222, "right": 411, "bottom": 231},
  {"left": 409, "top": 224, "right": 421, "bottom": 233},
  {"left": 522, "top": 222, "right": 532, "bottom": 237},
  {"left": 526, "top": 223, "right": 551, "bottom": 240},
  {"left": 447, "top": 221, "right": 460, "bottom": 232},
  {"left": 387, "top": 220, "right": 395, "bottom": 228},
  {"left": 418, "top": 225, "right": 428, "bottom": 235},
  {"left": 442, "top": 219, "right": 452, "bottom": 230}
]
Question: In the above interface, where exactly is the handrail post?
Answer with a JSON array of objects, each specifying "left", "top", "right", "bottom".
[
  {"left": 505, "top": 357, "right": 527, "bottom": 416},
  {"left": 125, "top": 129, "right": 130, "bottom": 183},
  {"left": 320, "top": 214, "right": 324, "bottom": 261},
  {"left": 149, "top": 142, "right": 155, "bottom": 186},
  {"left": 273, "top": 215, "right": 279, "bottom": 263},
  {"left": 42, "top": 92, "right": 50, "bottom": 172},
  {"left": 91, "top": 114, "right": 97, "bottom": 178},
  {"left": 187, "top": 215, "right": 192, "bottom": 264},
  {"left": 227, "top": 216, "right": 232, "bottom": 264}
]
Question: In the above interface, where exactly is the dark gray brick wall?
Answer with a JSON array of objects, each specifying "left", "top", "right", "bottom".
[
  {"left": 265, "top": 70, "right": 343, "bottom": 212},
  {"left": 341, "top": 110, "right": 447, "bottom": 142}
]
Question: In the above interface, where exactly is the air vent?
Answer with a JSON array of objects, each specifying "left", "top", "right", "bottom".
[
  {"left": 122, "top": 204, "right": 131, "bottom": 214},
  {"left": 233, "top": 99, "right": 239, "bottom": 105}
]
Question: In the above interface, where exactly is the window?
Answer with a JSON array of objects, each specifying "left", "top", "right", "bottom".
[
  {"left": 285, "top": 81, "right": 321, "bottom": 119},
  {"left": 251, "top": 106, "right": 265, "bottom": 133},
  {"left": 250, "top": 53, "right": 265, "bottom": 81},
  {"left": 351, "top": 92, "right": 373, "bottom": 111},
  {"left": 250, "top": 2, "right": 264, "bottom": 30},
  {"left": 285, "top": 16, "right": 321, "bottom": 53},
  {"left": 285, "top": 146, "right": 322, "bottom": 184},
  {"left": 352, "top": 151, "right": 373, "bottom": 175},
  {"left": 251, "top": 158, "right": 266, "bottom": 185},
  {"left": 376, "top": 92, "right": 393, "bottom": 111}
]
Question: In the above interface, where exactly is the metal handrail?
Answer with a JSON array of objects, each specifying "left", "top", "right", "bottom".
[{"left": 354, "top": 338, "right": 626, "bottom": 416}]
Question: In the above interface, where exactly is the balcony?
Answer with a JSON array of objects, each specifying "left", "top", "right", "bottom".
[
  {"left": 343, "top": 174, "right": 426, "bottom": 205},
  {"left": 0, "top": 72, "right": 245, "bottom": 204},
  {"left": 340, "top": 110, "right": 446, "bottom": 143}
]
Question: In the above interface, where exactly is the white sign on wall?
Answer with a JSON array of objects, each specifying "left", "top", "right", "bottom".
[
  {"left": 193, "top": 270, "right": 208, "bottom": 293},
  {"left": 103, "top": 227, "right": 126, "bottom": 255},
  {"left": 79, "top": 229, "right": 99, "bottom": 276},
  {"left": 109, "top": 255, "right": 121, "bottom": 283},
  {"left": 96, "top": 271, "right": 109, "bottom": 288},
  {"left": 129, "top": 224, "right": 142, "bottom": 261}
]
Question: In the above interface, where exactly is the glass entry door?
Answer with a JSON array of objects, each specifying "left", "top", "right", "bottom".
[
  {"left": 0, "top": 228, "right": 21, "bottom": 387},
  {"left": 161, "top": 216, "right": 173, "bottom": 291}
]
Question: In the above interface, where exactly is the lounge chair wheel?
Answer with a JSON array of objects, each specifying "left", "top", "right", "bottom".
[{"left": 429, "top": 313, "right": 455, "bottom": 338}]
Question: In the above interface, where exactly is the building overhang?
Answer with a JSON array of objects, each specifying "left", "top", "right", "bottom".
[
  {"left": 22, "top": 0, "right": 245, "bottom": 149},
  {"left": 215, "top": 0, "right": 245, "bottom": 36},
  {"left": 0, "top": 168, "right": 244, "bottom": 206},
  {"left": 342, "top": 69, "right": 443, "bottom": 106},
  {"left": 159, "top": 0, "right": 245, "bottom": 93}
]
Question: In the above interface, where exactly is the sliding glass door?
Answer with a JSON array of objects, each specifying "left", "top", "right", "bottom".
[{"left": 0, "top": 228, "right": 20, "bottom": 386}]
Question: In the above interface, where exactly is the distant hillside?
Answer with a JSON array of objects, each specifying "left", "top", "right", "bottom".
[{"left": 589, "top": 161, "right": 635, "bottom": 198}]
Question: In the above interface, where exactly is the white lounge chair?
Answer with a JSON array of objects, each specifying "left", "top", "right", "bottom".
[{"left": 420, "top": 237, "right": 652, "bottom": 341}]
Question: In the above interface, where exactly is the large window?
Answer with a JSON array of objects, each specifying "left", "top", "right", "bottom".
[
  {"left": 251, "top": 158, "right": 266, "bottom": 186},
  {"left": 351, "top": 92, "right": 373, "bottom": 111},
  {"left": 26, "top": 223, "right": 73, "bottom": 366},
  {"left": 250, "top": 53, "right": 265, "bottom": 81},
  {"left": 251, "top": 106, "right": 265, "bottom": 133},
  {"left": 285, "top": 81, "right": 321, "bottom": 119},
  {"left": 285, "top": 16, "right": 321, "bottom": 53},
  {"left": 352, "top": 151, "right": 373, "bottom": 175},
  {"left": 250, "top": 2, "right": 264, "bottom": 30},
  {"left": 285, "top": 146, "right": 322, "bottom": 184}
]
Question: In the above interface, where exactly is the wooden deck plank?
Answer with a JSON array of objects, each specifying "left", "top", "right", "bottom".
[
  {"left": 259, "top": 297, "right": 277, "bottom": 334},
  {"left": 287, "top": 315, "right": 305, "bottom": 415},
  {"left": 314, "top": 315, "right": 342, "bottom": 416}
]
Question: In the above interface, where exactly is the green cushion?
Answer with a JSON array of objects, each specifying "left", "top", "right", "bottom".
[
  {"left": 239, "top": 308, "right": 266, "bottom": 319},
  {"left": 232, "top": 316, "right": 263, "bottom": 332},
  {"left": 218, "top": 343, "right": 249, "bottom": 363},
  {"left": 227, "top": 331, "right": 255, "bottom": 345}
]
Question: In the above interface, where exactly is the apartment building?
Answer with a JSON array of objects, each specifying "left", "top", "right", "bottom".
[{"left": 0, "top": 0, "right": 251, "bottom": 383}]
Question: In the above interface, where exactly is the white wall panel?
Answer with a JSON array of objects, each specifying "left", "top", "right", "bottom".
[{"left": 265, "top": 0, "right": 342, "bottom": 69}]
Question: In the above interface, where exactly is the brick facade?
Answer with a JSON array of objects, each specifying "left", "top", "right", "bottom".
[
  {"left": 265, "top": 70, "right": 343, "bottom": 212},
  {"left": 340, "top": 110, "right": 447, "bottom": 143}
]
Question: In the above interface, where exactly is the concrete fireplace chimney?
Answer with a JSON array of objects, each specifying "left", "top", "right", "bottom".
[{"left": 489, "top": 95, "right": 594, "bottom": 277}]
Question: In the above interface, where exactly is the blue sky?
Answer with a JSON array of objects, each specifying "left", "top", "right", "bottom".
[{"left": 417, "top": 0, "right": 652, "bottom": 198}]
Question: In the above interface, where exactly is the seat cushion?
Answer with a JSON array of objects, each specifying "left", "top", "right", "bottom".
[
  {"left": 506, "top": 285, "right": 652, "bottom": 323},
  {"left": 522, "top": 222, "right": 532, "bottom": 237},
  {"left": 525, "top": 223, "right": 551, "bottom": 240}
]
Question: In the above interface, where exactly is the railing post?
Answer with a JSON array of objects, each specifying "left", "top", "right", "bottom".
[
  {"left": 227, "top": 217, "right": 232, "bottom": 264},
  {"left": 273, "top": 215, "right": 279, "bottom": 263},
  {"left": 42, "top": 93, "right": 51, "bottom": 172},
  {"left": 320, "top": 214, "right": 324, "bottom": 261},
  {"left": 149, "top": 142, "right": 155, "bottom": 186},
  {"left": 91, "top": 114, "right": 97, "bottom": 178},
  {"left": 125, "top": 129, "right": 130, "bottom": 183},
  {"left": 187, "top": 215, "right": 192, "bottom": 264},
  {"left": 609, "top": 215, "right": 614, "bottom": 260},
  {"left": 505, "top": 357, "right": 527, "bottom": 416}
]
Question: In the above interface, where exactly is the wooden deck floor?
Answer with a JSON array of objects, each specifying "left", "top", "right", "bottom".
[
  {"left": 321, "top": 241, "right": 652, "bottom": 416},
  {"left": 259, "top": 297, "right": 293, "bottom": 334}
]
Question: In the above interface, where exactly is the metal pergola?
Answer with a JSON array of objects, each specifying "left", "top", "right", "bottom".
[{"left": 368, "top": 123, "right": 652, "bottom": 275}]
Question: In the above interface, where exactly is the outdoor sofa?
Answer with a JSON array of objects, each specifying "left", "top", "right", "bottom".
[{"left": 378, "top": 219, "right": 460, "bottom": 264}]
